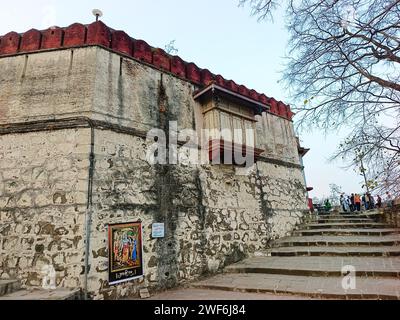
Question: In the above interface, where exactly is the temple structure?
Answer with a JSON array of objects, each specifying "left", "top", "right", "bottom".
[{"left": 0, "top": 20, "right": 310, "bottom": 299}]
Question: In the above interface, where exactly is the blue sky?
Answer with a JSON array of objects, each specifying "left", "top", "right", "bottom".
[{"left": 0, "top": 0, "right": 365, "bottom": 199}]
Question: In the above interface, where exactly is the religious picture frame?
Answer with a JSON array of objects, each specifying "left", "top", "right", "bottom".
[{"left": 108, "top": 222, "right": 144, "bottom": 285}]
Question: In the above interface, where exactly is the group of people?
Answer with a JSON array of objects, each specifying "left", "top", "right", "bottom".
[{"left": 339, "top": 192, "right": 394, "bottom": 213}]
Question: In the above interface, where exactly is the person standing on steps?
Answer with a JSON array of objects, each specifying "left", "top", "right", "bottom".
[
  {"left": 346, "top": 195, "right": 352, "bottom": 212},
  {"left": 377, "top": 195, "right": 382, "bottom": 209},
  {"left": 365, "top": 193, "right": 371, "bottom": 210},
  {"left": 324, "top": 199, "right": 332, "bottom": 213},
  {"left": 340, "top": 194, "right": 347, "bottom": 213},
  {"left": 354, "top": 193, "right": 361, "bottom": 212},
  {"left": 343, "top": 195, "right": 350, "bottom": 213},
  {"left": 350, "top": 193, "right": 355, "bottom": 212},
  {"left": 362, "top": 194, "right": 366, "bottom": 210},
  {"left": 385, "top": 192, "right": 394, "bottom": 208},
  {"left": 369, "top": 193, "right": 375, "bottom": 210}
]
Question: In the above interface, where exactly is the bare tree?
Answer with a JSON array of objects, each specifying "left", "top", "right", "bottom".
[
  {"left": 332, "top": 122, "right": 400, "bottom": 195},
  {"left": 238, "top": 0, "right": 278, "bottom": 21},
  {"left": 240, "top": 0, "right": 400, "bottom": 195}
]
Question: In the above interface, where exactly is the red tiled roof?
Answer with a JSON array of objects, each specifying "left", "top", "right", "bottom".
[{"left": 0, "top": 21, "right": 294, "bottom": 121}]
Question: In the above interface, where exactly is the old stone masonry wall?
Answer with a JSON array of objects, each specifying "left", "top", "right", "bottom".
[
  {"left": 87, "top": 130, "right": 307, "bottom": 299},
  {"left": 0, "top": 129, "right": 90, "bottom": 288},
  {"left": 0, "top": 126, "right": 306, "bottom": 299},
  {"left": 0, "top": 46, "right": 308, "bottom": 299}
]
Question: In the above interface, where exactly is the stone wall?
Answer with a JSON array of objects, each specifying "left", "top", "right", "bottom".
[
  {"left": 0, "top": 45, "right": 308, "bottom": 299},
  {"left": 0, "top": 129, "right": 90, "bottom": 288},
  {"left": 379, "top": 205, "right": 400, "bottom": 228},
  {"left": 85, "top": 130, "right": 306, "bottom": 299},
  {"left": 0, "top": 49, "right": 95, "bottom": 123}
]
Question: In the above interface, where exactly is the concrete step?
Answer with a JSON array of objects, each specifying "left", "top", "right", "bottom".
[
  {"left": 0, "top": 280, "right": 21, "bottom": 297},
  {"left": 302, "top": 222, "right": 390, "bottom": 230},
  {"left": 274, "top": 235, "right": 400, "bottom": 247},
  {"left": 294, "top": 228, "right": 400, "bottom": 237},
  {"left": 224, "top": 256, "right": 400, "bottom": 277},
  {"left": 265, "top": 246, "right": 400, "bottom": 257},
  {"left": 0, "top": 288, "right": 81, "bottom": 300},
  {"left": 192, "top": 273, "right": 400, "bottom": 299}
]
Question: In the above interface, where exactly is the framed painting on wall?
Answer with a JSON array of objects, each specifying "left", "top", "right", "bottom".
[{"left": 108, "top": 222, "right": 144, "bottom": 285}]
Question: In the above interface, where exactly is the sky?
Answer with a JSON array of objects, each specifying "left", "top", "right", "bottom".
[{"left": 0, "top": 0, "right": 366, "bottom": 199}]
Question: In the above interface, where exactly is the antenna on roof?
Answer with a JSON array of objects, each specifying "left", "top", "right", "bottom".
[{"left": 92, "top": 9, "right": 103, "bottom": 22}]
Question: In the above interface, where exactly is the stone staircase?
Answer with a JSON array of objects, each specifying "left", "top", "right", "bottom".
[
  {"left": 192, "top": 211, "right": 400, "bottom": 299},
  {"left": 0, "top": 279, "right": 81, "bottom": 300}
]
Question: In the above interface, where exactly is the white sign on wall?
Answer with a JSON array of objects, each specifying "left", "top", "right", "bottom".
[{"left": 152, "top": 223, "right": 165, "bottom": 238}]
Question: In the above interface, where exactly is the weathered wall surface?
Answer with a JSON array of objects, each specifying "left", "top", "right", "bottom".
[
  {"left": 0, "top": 129, "right": 90, "bottom": 288},
  {"left": 380, "top": 205, "right": 400, "bottom": 228},
  {"left": 0, "top": 49, "right": 96, "bottom": 123},
  {"left": 0, "top": 47, "right": 301, "bottom": 162},
  {"left": 256, "top": 113, "right": 300, "bottom": 164},
  {"left": 86, "top": 130, "right": 306, "bottom": 300},
  {"left": 0, "top": 47, "right": 308, "bottom": 299}
]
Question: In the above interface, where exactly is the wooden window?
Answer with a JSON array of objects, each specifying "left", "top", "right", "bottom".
[
  {"left": 203, "top": 108, "right": 256, "bottom": 148},
  {"left": 194, "top": 84, "right": 266, "bottom": 164}
]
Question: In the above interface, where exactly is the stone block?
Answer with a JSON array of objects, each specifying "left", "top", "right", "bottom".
[{"left": 139, "top": 288, "right": 151, "bottom": 299}]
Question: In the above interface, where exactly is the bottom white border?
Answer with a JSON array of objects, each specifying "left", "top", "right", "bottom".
[{"left": 109, "top": 275, "right": 144, "bottom": 286}]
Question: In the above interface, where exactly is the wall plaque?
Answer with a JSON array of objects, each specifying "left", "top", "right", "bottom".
[{"left": 152, "top": 223, "right": 165, "bottom": 238}]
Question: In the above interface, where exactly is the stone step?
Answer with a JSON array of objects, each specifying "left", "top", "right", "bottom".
[
  {"left": 318, "top": 211, "right": 380, "bottom": 218},
  {"left": 0, "top": 280, "right": 21, "bottom": 297},
  {"left": 224, "top": 256, "right": 400, "bottom": 277},
  {"left": 294, "top": 228, "right": 400, "bottom": 237},
  {"left": 303, "top": 222, "right": 390, "bottom": 230},
  {"left": 319, "top": 215, "right": 371, "bottom": 218},
  {"left": 0, "top": 288, "right": 81, "bottom": 300},
  {"left": 274, "top": 235, "right": 400, "bottom": 247},
  {"left": 192, "top": 273, "right": 400, "bottom": 299},
  {"left": 265, "top": 246, "right": 400, "bottom": 257},
  {"left": 315, "top": 218, "right": 375, "bottom": 223}
]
